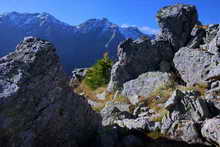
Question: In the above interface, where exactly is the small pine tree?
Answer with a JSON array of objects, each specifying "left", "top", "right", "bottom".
[{"left": 84, "top": 52, "right": 113, "bottom": 90}]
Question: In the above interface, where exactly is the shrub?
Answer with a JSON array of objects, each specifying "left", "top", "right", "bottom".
[{"left": 84, "top": 52, "right": 113, "bottom": 90}]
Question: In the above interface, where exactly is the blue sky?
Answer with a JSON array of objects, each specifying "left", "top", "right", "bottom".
[{"left": 0, "top": 0, "right": 220, "bottom": 34}]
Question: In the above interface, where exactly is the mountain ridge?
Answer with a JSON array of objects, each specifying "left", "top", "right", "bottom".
[{"left": 0, "top": 11, "right": 149, "bottom": 73}]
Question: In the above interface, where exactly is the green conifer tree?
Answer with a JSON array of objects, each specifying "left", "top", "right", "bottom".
[{"left": 84, "top": 52, "right": 113, "bottom": 89}]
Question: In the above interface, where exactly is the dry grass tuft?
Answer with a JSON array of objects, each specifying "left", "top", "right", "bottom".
[
  {"left": 177, "top": 83, "right": 208, "bottom": 96},
  {"left": 145, "top": 81, "right": 177, "bottom": 109},
  {"left": 74, "top": 80, "right": 130, "bottom": 112}
]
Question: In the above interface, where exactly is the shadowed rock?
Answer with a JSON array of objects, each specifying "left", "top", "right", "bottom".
[{"left": 0, "top": 37, "right": 100, "bottom": 147}]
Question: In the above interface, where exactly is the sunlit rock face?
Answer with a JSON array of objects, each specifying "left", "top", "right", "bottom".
[{"left": 157, "top": 4, "right": 199, "bottom": 52}]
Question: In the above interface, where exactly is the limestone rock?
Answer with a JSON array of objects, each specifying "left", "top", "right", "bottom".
[
  {"left": 168, "top": 120, "right": 204, "bottom": 144},
  {"left": 164, "top": 90, "right": 210, "bottom": 122},
  {"left": 101, "top": 101, "right": 130, "bottom": 126},
  {"left": 201, "top": 116, "right": 220, "bottom": 146},
  {"left": 173, "top": 25, "right": 220, "bottom": 87},
  {"left": 0, "top": 37, "right": 100, "bottom": 147},
  {"left": 161, "top": 89, "right": 211, "bottom": 140},
  {"left": 108, "top": 4, "right": 199, "bottom": 92},
  {"left": 157, "top": 4, "right": 199, "bottom": 51},
  {"left": 69, "top": 68, "right": 88, "bottom": 87},
  {"left": 187, "top": 25, "right": 206, "bottom": 49},
  {"left": 173, "top": 47, "right": 213, "bottom": 86},
  {"left": 107, "top": 38, "right": 173, "bottom": 92},
  {"left": 122, "top": 72, "right": 172, "bottom": 105}
]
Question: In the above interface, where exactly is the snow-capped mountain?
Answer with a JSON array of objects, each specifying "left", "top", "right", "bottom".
[
  {"left": 76, "top": 18, "right": 143, "bottom": 40},
  {"left": 119, "top": 26, "right": 144, "bottom": 40},
  {"left": 0, "top": 12, "right": 147, "bottom": 73}
]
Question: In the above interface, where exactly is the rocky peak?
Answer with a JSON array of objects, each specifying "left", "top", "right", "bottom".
[
  {"left": 0, "top": 37, "right": 100, "bottom": 147},
  {"left": 119, "top": 26, "right": 144, "bottom": 39},
  {"left": 77, "top": 18, "right": 145, "bottom": 39},
  {"left": 157, "top": 4, "right": 199, "bottom": 51},
  {"left": 77, "top": 18, "right": 117, "bottom": 33},
  {"left": 0, "top": 11, "right": 71, "bottom": 30}
]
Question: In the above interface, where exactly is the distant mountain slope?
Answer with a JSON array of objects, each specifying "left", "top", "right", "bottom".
[{"left": 0, "top": 12, "right": 147, "bottom": 73}]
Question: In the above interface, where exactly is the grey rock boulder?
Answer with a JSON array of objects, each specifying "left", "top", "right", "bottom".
[
  {"left": 187, "top": 25, "right": 206, "bottom": 49},
  {"left": 107, "top": 38, "right": 173, "bottom": 92},
  {"left": 173, "top": 47, "right": 213, "bottom": 86},
  {"left": 167, "top": 120, "right": 204, "bottom": 144},
  {"left": 122, "top": 72, "right": 172, "bottom": 105},
  {"left": 100, "top": 101, "right": 161, "bottom": 132},
  {"left": 162, "top": 89, "right": 210, "bottom": 136},
  {"left": 108, "top": 4, "right": 199, "bottom": 92},
  {"left": 0, "top": 37, "right": 100, "bottom": 147},
  {"left": 114, "top": 117, "right": 150, "bottom": 131},
  {"left": 173, "top": 24, "right": 220, "bottom": 87},
  {"left": 201, "top": 116, "right": 220, "bottom": 146},
  {"left": 157, "top": 4, "right": 199, "bottom": 51},
  {"left": 164, "top": 90, "right": 210, "bottom": 122},
  {"left": 100, "top": 101, "right": 130, "bottom": 126},
  {"left": 69, "top": 68, "right": 88, "bottom": 88}
]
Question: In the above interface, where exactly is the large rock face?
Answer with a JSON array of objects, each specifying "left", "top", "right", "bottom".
[
  {"left": 157, "top": 4, "right": 199, "bottom": 51},
  {"left": 163, "top": 90, "right": 210, "bottom": 124},
  {"left": 173, "top": 47, "right": 213, "bottom": 86},
  {"left": 161, "top": 90, "right": 212, "bottom": 144},
  {"left": 107, "top": 38, "right": 173, "bottom": 91},
  {"left": 121, "top": 72, "right": 172, "bottom": 104},
  {"left": 0, "top": 37, "right": 100, "bottom": 147},
  {"left": 174, "top": 25, "right": 220, "bottom": 86},
  {"left": 107, "top": 4, "right": 199, "bottom": 92}
]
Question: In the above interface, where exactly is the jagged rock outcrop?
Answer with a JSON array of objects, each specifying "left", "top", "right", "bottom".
[
  {"left": 157, "top": 4, "right": 199, "bottom": 51},
  {"left": 168, "top": 120, "right": 204, "bottom": 144},
  {"left": 173, "top": 47, "right": 213, "bottom": 86},
  {"left": 201, "top": 116, "right": 220, "bottom": 146},
  {"left": 101, "top": 101, "right": 161, "bottom": 133},
  {"left": 164, "top": 90, "right": 210, "bottom": 123},
  {"left": 121, "top": 72, "right": 172, "bottom": 104},
  {"left": 69, "top": 68, "right": 88, "bottom": 88},
  {"left": 101, "top": 101, "right": 131, "bottom": 126},
  {"left": 107, "top": 4, "right": 199, "bottom": 92},
  {"left": 161, "top": 90, "right": 212, "bottom": 144},
  {"left": 0, "top": 37, "right": 100, "bottom": 147},
  {"left": 173, "top": 25, "right": 220, "bottom": 87},
  {"left": 107, "top": 36, "right": 173, "bottom": 92}
]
